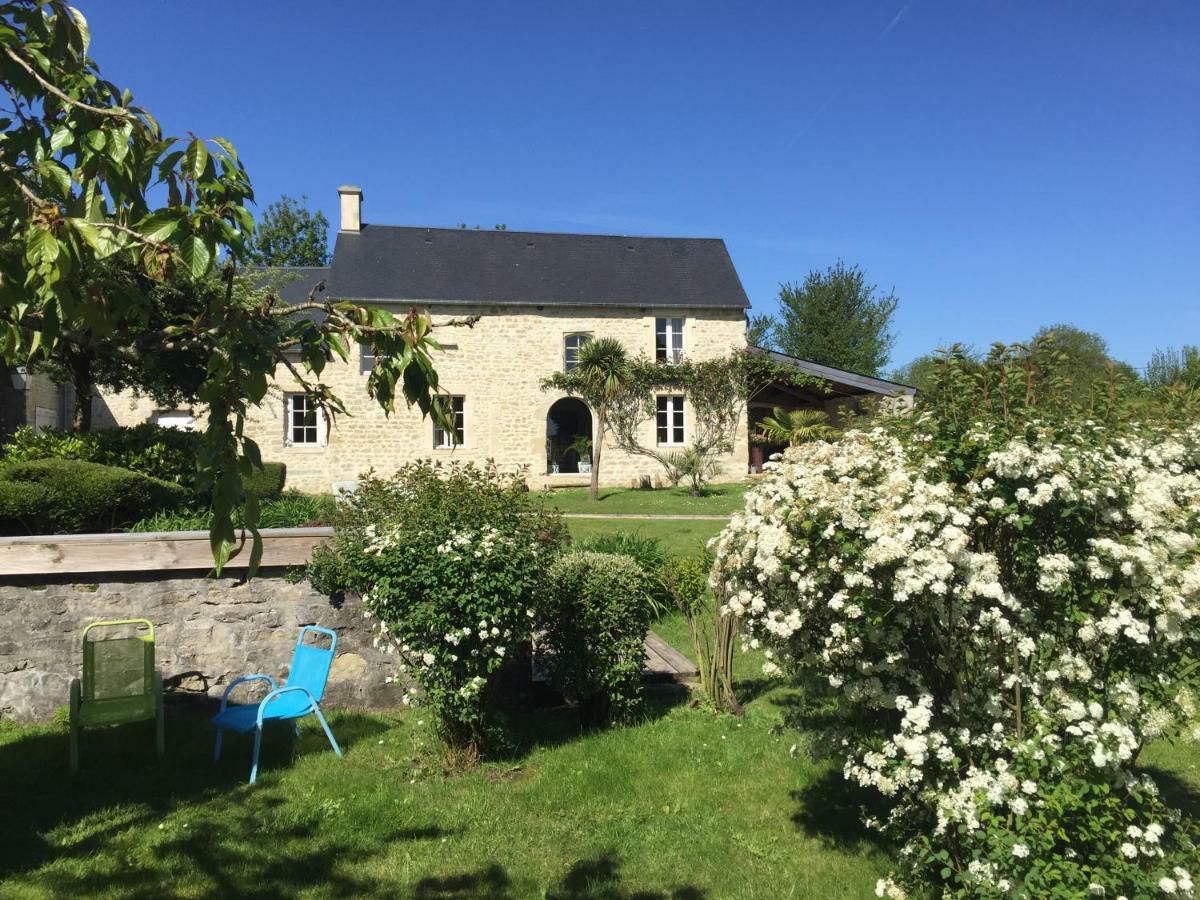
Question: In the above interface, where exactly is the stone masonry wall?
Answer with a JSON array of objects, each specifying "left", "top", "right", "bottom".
[
  {"left": 0, "top": 569, "right": 401, "bottom": 723},
  {"left": 94, "top": 303, "right": 750, "bottom": 494}
]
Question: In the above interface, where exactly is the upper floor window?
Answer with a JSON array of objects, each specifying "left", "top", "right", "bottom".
[
  {"left": 360, "top": 342, "right": 386, "bottom": 374},
  {"left": 655, "top": 317, "right": 684, "bottom": 363},
  {"left": 433, "top": 395, "right": 465, "bottom": 448},
  {"left": 285, "top": 393, "right": 325, "bottom": 446},
  {"left": 563, "top": 333, "right": 591, "bottom": 372},
  {"left": 656, "top": 395, "right": 686, "bottom": 445}
]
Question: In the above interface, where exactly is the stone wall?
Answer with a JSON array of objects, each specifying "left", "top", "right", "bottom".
[
  {"left": 94, "top": 302, "right": 751, "bottom": 494},
  {"left": 0, "top": 569, "right": 401, "bottom": 723}
]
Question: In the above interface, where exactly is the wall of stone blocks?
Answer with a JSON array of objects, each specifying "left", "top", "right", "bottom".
[
  {"left": 95, "top": 303, "right": 751, "bottom": 494},
  {"left": 0, "top": 570, "right": 401, "bottom": 723}
]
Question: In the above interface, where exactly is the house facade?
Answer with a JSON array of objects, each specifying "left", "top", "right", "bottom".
[{"left": 6, "top": 185, "right": 914, "bottom": 493}]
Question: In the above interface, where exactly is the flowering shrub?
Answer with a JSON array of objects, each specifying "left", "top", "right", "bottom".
[
  {"left": 711, "top": 419, "right": 1200, "bottom": 897},
  {"left": 539, "top": 551, "right": 651, "bottom": 726},
  {"left": 307, "top": 461, "right": 566, "bottom": 756}
]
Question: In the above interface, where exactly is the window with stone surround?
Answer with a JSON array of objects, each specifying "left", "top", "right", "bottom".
[
  {"left": 656, "top": 395, "right": 685, "bottom": 445},
  {"left": 563, "top": 333, "right": 591, "bottom": 372},
  {"left": 285, "top": 393, "right": 325, "bottom": 446},
  {"left": 433, "top": 395, "right": 465, "bottom": 448},
  {"left": 655, "top": 317, "right": 685, "bottom": 363}
]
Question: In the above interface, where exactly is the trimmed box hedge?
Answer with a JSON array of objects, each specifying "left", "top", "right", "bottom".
[{"left": 0, "top": 459, "right": 188, "bottom": 536}]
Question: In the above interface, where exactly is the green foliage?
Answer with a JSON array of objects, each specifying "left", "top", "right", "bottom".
[
  {"left": 247, "top": 195, "right": 331, "bottom": 266},
  {"left": 242, "top": 461, "right": 287, "bottom": 500},
  {"left": 0, "top": 458, "right": 186, "bottom": 534},
  {"left": 573, "top": 529, "right": 669, "bottom": 614},
  {"left": 746, "top": 313, "right": 777, "bottom": 349},
  {"left": 307, "top": 461, "right": 567, "bottom": 757},
  {"left": 753, "top": 407, "right": 837, "bottom": 447},
  {"left": 3, "top": 424, "right": 199, "bottom": 487},
  {"left": 658, "top": 552, "right": 737, "bottom": 712},
  {"left": 771, "top": 260, "right": 899, "bottom": 375},
  {"left": 0, "top": 3, "right": 456, "bottom": 573},
  {"left": 542, "top": 337, "right": 635, "bottom": 501},
  {"left": 1030, "top": 323, "right": 1140, "bottom": 403},
  {"left": 660, "top": 446, "right": 723, "bottom": 495},
  {"left": 1147, "top": 345, "right": 1200, "bottom": 389},
  {"left": 540, "top": 552, "right": 652, "bottom": 726},
  {"left": 127, "top": 491, "right": 334, "bottom": 533}
]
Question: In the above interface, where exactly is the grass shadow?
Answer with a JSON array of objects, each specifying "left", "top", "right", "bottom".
[
  {"left": 789, "top": 767, "right": 892, "bottom": 853},
  {"left": 0, "top": 708, "right": 387, "bottom": 884},
  {"left": 546, "top": 851, "right": 707, "bottom": 899},
  {"left": 1143, "top": 765, "right": 1200, "bottom": 819}
]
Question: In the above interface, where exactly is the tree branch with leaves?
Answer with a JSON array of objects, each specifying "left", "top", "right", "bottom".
[{"left": 0, "top": 1, "right": 462, "bottom": 572}]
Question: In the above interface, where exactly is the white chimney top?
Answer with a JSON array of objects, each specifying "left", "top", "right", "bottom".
[{"left": 337, "top": 185, "right": 362, "bottom": 233}]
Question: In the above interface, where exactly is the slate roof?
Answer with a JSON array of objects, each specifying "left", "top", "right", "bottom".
[
  {"left": 324, "top": 225, "right": 750, "bottom": 309},
  {"left": 756, "top": 348, "right": 917, "bottom": 397}
]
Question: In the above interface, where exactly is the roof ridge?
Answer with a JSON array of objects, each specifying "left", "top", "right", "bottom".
[{"left": 356, "top": 223, "right": 727, "bottom": 243}]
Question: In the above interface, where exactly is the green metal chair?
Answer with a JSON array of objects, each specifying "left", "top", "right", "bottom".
[{"left": 69, "top": 618, "right": 164, "bottom": 773}]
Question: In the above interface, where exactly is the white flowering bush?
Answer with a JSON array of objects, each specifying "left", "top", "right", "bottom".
[
  {"left": 712, "top": 416, "right": 1200, "bottom": 897},
  {"left": 308, "top": 461, "right": 566, "bottom": 757}
]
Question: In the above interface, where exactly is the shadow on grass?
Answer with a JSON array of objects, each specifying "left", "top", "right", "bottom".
[
  {"left": 411, "top": 852, "right": 705, "bottom": 899},
  {"left": 0, "top": 708, "right": 388, "bottom": 888},
  {"left": 1143, "top": 765, "right": 1200, "bottom": 819},
  {"left": 789, "top": 767, "right": 892, "bottom": 853},
  {"left": 493, "top": 692, "right": 689, "bottom": 763}
]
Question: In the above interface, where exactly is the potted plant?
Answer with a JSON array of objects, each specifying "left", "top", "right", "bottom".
[{"left": 568, "top": 435, "right": 593, "bottom": 474}]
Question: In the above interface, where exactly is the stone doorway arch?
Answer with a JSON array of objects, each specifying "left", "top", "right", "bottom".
[{"left": 546, "top": 398, "right": 593, "bottom": 475}]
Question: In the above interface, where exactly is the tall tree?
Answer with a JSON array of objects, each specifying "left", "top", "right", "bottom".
[
  {"left": 1029, "top": 324, "right": 1139, "bottom": 402},
  {"left": 247, "top": 195, "right": 330, "bottom": 266},
  {"left": 1146, "top": 345, "right": 1200, "bottom": 389},
  {"left": 746, "top": 313, "right": 776, "bottom": 349},
  {"left": 773, "top": 261, "right": 898, "bottom": 375},
  {"left": 0, "top": 1, "right": 458, "bottom": 570}
]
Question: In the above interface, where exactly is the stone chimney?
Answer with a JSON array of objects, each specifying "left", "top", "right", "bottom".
[{"left": 337, "top": 185, "right": 363, "bottom": 233}]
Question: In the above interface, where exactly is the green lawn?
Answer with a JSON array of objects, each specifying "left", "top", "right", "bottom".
[
  {"left": 0, "top": 688, "right": 891, "bottom": 898},
  {"left": 542, "top": 482, "right": 750, "bottom": 517},
  {"left": 567, "top": 517, "right": 728, "bottom": 559}
]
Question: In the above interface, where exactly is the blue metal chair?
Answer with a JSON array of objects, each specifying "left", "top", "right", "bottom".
[{"left": 212, "top": 626, "right": 343, "bottom": 784}]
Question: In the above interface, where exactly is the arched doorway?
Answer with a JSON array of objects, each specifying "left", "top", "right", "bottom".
[{"left": 546, "top": 398, "right": 593, "bottom": 475}]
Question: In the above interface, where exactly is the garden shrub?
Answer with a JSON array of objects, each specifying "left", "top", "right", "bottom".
[
  {"left": 2, "top": 424, "right": 200, "bottom": 487},
  {"left": 573, "top": 529, "right": 669, "bottom": 613},
  {"left": 712, "top": 416, "right": 1200, "bottom": 898},
  {"left": 539, "top": 551, "right": 652, "bottom": 726},
  {"left": 307, "top": 460, "right": 567, "bottom": 759},
  {"left": 243, "top": 461, "right": 287, "bottom": 500},
  {"left": 127, "top": 490, "right": 334, "bottom": 533},
  {"left": 0, "top": 458, "right": 188, "bottom": 534},
  {"left": 659, "top": 552, "right": 738, "bottom": 713}
]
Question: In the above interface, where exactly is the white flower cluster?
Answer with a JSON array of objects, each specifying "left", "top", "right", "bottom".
[{"left": 713, "top": 421, "right": 1200, "bottom": 894}]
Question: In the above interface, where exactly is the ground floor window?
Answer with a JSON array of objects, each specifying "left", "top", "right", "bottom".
[
  {"left": 656, "top": 395, "right": 685, "bottom": 445},
  {"left": 285, "top": 393, "right": 324, "bottom": 446},
  {"left": 434, "top": 395, "right": 465, "bottom": 448}
]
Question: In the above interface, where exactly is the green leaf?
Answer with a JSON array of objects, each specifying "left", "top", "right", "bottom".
[
  {"left": 49, "top": 125, "right": 73, "bottom": 154},
  {"left": 67, "top": 6, "right": 91, "bottom": 53},
  {"left": 83, "top": 129, "right": 106, "bottom": 152},
  {"left": 184, "top": 138, "right": 208, "bottom": 180},
  {"left": 212, "top": 137, "right": 238, "bottom": 162},
  {"left": 179, "top": 235, "right": 212, "bottom": 279},
  {"left": 26, "top": 228, "right": 59, "bottom": 265},
  {"left": 137, "top": 211, "right": 181, "bottom": 243}
]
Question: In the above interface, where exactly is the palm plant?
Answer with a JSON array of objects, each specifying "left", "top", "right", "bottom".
[
  {"left": 558, "top": 337, "right": 634, "bottom": 501},
  {"left": 754, "top": 407, "right": 837, "bottom": 446}
]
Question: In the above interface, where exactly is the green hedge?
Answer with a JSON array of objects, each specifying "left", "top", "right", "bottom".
[
  {"left": 0, "top": 459, "right": 188, "bottom": 535},
  {"left": 538, "top": 551, "right": 652, "bottom": 726},
  {"left": 1, "top": 425, "right": 287, "bottom": 503},
  {"left": 243, "top": 461, "right": 287, "bottom": 500}
]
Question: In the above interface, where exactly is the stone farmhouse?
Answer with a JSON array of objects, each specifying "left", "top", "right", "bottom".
[{"left": 1, "top": 186, "right": 914, "bottom": 493}]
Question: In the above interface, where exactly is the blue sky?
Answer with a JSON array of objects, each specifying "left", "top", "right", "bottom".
[{"left": 85, "top": 2, "right": 1198, "bottom": 373}]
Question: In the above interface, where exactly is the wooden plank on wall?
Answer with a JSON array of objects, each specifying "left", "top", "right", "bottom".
[{"left": 0, "top": 528, "right": 333, "bottom": 577}]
